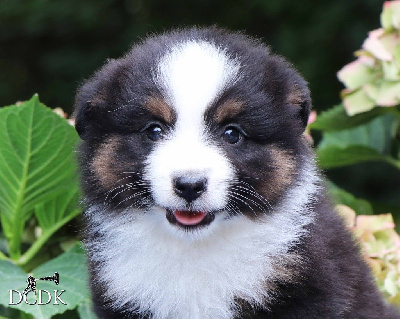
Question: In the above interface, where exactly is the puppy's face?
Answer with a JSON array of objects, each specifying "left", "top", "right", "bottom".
[{"left": 74, "top": 30, "right": 311, "bottom": 235}]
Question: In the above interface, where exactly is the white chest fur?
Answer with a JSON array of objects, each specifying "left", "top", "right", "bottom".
[{"left": 85, "top": 162, "right": 319, "bottom": 319}]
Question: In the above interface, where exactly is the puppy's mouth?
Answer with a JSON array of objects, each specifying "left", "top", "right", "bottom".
[{"left": 166, "top": 209, "right": 215, "bottom": 229}]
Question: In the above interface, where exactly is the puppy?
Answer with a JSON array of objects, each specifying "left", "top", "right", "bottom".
[{"left": 73, "top": 27, "right": 399, "bottom": 319}]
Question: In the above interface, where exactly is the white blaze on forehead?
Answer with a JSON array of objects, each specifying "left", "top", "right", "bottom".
[
  {"left": 145, "top": 40, "right": 240, "bottom": 212},
  {"left": 156, "top": 40, "right": 240, "bottom": 127}
]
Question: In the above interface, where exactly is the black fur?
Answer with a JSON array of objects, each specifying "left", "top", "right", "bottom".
[{"left": 74, "top": 27, "right": 399, "bottom": 318}]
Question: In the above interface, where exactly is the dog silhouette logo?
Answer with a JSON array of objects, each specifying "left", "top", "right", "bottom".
[{"left": 23, "top": 272, "right": 59, "bottom": 295}]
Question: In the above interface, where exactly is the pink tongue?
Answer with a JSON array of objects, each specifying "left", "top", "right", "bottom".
[{"left": 174, "top": 211, "right": 207, "bottom": 226}]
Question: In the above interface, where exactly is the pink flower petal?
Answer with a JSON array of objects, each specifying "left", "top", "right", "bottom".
[{"left": 363, "top": 29, "right": 393, "bottom": 61}]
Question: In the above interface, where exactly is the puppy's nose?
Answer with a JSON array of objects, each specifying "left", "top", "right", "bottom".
[{"left": 173, "top": 177, "right": 207, "bottom": 203}]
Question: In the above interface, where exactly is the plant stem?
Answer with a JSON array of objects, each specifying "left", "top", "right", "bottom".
[
  {"left": 9, "top": 219, "right": 23, "bottom": 260},
  {"left": 16, "top": 209, "right": 80, "bottom": 267},
  {"left": 9, "top": 107, "right": 35, "bottom": 260}
]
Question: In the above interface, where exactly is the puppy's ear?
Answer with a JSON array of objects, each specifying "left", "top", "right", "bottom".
[
  {"left": 73, "top": 59, "right": 119, "bottom": 140},
  {"left": 73, "top": 100, "right": 94, "bottom": 140},
  {"left": 73, "top": 88, "right": 107, "bottom": 140},
  {"left": 265, "top": 56, "right": 312, "bottom": 133},
  {"left": 286, "top": 79, "right": 311, "bottom": 131},
  {"left": 74, "top": 101, "right": 87, "bottom": 139}
]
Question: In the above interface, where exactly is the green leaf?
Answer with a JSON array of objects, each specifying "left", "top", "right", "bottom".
[
  {"left": 326, "top": 182, "right": 373, "bottom": 215},
  {"left": 0, "top": 245, "right": 91, "bottom": 319},
  {"left": 17, "top": 187, "right": 82, "bottom": 267},
  {"left": 318, "top": 113, "right": 397, "bottom": 153},
  {"left": 77, "top": 300, "right": 97, "bottom": 319},
  {"left": 0, "top": 95, "right": 79, "bottom": 259},
  {"left": 316, "top": 145, "right": 387, "bottom": 168},
  {"left": 0, "top": 260, "right": 28, "bottom": 305},
  {"left": 310, "top": 104, "right": 388, "bottom": 131},
  {"left": 35, "top": 188, "right": 80, "bottom": 232},
  {"left": 316, "top": 113, "right": 400, "bottom": 169}
]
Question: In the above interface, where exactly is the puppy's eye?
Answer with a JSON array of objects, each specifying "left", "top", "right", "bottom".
[
  {"left": 146, "top": 124, "right": 163, "bottom": 141},
  {"left": 223, "top": 126, "right": 242, "bottom": 144}
]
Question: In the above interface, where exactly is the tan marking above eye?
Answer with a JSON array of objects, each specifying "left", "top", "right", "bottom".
[
  {"left": 91, "top": 136, "right": 121, "bottom": 190},
  {"left": 287, "top": 83, "right": 306, "bottom": 106},
  {"left": 214, "top": 100, "right": 244, "bottom": 123},
  {"left": 145, "top": 96, "right": 174, "bottom": 123},
  {"left": 87, "top": 91, "right": 108, "bottom": 110}
]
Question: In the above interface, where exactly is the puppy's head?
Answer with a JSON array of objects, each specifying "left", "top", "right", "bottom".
[{"left": 74, "top": 27, "right": 311, "bottom": 235}]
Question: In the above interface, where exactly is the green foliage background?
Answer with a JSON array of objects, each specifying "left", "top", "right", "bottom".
[
  {"left": 2, "top": 0, "right": 399, "bottom": 213},
  {"left": 1, "top": 1, "right": 400, "bottom": 317},
  {"left": 0, "top": 97, "right": 92, "bottom": 318},
  {"left": 0, "top": 0, "right": 383, "bottom": 113}
]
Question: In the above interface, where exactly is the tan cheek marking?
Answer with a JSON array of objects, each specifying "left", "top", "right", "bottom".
[
  {"left": 145, "top": 96, "right": 174, "bottom": 123},
  {"left": 264, "top": 146, "right": 296, "bottom": 200},
  {"left": 214, "top": 100, "right": 244, "bottom": 123},
  {"left": 91, "top": 136, "right": 121, "bottom": 190}
]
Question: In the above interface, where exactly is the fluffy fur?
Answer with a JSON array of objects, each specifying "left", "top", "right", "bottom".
[{"left": 74, "top": 27, "right": 399, "bottom": 318}]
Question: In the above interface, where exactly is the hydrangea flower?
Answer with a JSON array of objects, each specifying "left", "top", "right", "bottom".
[{"left": 337, "top": 1, "right": 400, "bottom": 115}]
